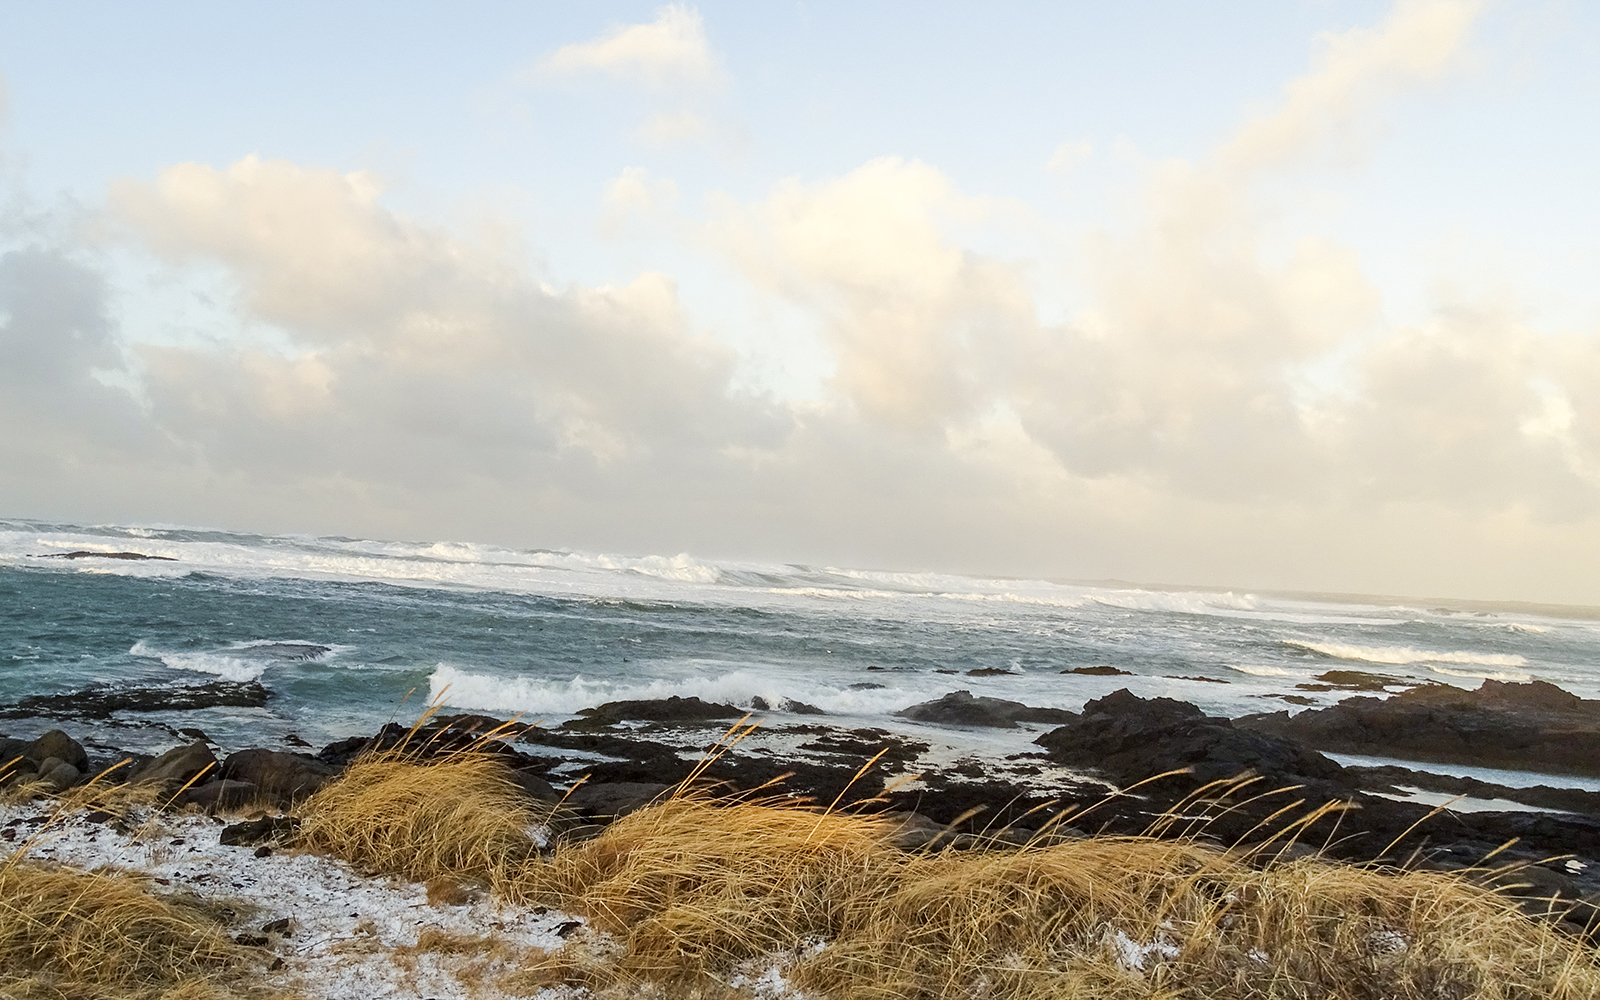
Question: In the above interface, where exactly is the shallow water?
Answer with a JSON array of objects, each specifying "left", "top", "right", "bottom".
[{"left": 5, "top": 518, "right": 1600, "bottom": 785}]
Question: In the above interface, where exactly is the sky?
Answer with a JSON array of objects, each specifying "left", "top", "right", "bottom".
[{"left": 2, "top": 0, "right": 1600, "bottom": 604}]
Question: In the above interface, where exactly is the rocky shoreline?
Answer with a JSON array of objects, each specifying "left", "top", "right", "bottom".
[{"left": 6, "top": 679, "right": 1600, "bottom": 933}]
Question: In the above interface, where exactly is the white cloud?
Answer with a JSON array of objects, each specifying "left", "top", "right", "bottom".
[
  {"left": 1046, "top": 140, "right": 1093, "bottom": 173},
  {"left": 1220, "top": 0, "right": 1482, "bottom": 174},
  {"left": 537, "top": 5, "right": 721, "bottom": 89},
  {"left": 637, "top": 110, "right": 712, "bottom": 145}
]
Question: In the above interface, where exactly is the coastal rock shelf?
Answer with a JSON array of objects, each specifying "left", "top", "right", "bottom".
[
  {"left": 7, "top": 680, "right": 1600, "bottom": 931},
  {"left": 1236, "top": 679, "right": 1600, "bottom": 777}
]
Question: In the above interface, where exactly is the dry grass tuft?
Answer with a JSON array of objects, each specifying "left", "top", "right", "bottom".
[
  {"left": 0, "top": 854, "right": 260, "bottom": 1000},
  {"left": 296, "top": 751, "right": 544, "bottom": 890},
  {"left": 296, "top": 752, "right": 1600, "bottom": 999}
]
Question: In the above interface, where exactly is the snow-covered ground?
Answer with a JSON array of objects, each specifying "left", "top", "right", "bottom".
[{"left": 2, "top": 801, "right": 587, "bottom": 999}]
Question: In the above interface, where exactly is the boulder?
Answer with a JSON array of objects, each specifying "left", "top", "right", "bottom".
[
  {"left": 1236, "top": 679, "right": 1600, "bottom": 777},
  {"left": 183, "top": 779, "right": 259, "bottom": 811},
  {"left": 0, "top": 737, "right": 27, "bottom": 768},
  {"left": 896, "top": 690, "right": 1078, "bottom": 729},
  {"left": 27, "top": 731, "right": 89, "bottom": 773},
  {"left": 1062, "top": 666, "right": 1132, "bottom": 676},
  {"left": 129, "top": 743, "right": 217, "bottom": 788},
  {"left": 221, "top": 749, "right": 336, "bottom": 803},
  {"left": 40, "top": 761, "right": 81, "bottom": 791}
]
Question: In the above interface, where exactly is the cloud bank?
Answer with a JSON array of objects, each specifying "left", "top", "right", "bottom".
[{"left": 5, "top": 0, "right": 1600, "bottom": 604}]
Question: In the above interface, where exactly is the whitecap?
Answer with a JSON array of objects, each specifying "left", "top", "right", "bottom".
[{"left": 1284, "top": 641, "right": 1527, "bottom": 669}]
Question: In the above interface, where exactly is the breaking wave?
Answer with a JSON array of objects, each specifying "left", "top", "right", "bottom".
[{"left": 1284, "top": 641, "right": 1527, "bottom": 669}]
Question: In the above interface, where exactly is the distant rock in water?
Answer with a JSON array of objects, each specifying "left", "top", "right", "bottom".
[
  {"left": 39, "top": 550, "right": 175, "bottom": 561},
  {"left": 896, "top": 690, "right": 1077, "bottom": 729},
  {"left": 243, "top": 642, "right": 332, "bottom": 661},
  {"left": 965, "top": 668, "right": 1018, "bottom": 677},
  {"left": 1293, "top": 669, "right": 1415, "bottom": 693},
  {"left": 0, "top": 680, "right": 271, "bottom": 719},
  {"left": 1236, "top": 679, "right": 1600, "bottom": 777},
  {"left": 1062, "top": 665, "right": 1132, "bottom": 676}
]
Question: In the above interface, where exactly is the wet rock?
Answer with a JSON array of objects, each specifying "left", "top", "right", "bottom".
[
  {"left": 183, "top": 779, "right": 259, "bottom": 811},
  {"left": 509, "top": 769, "right": 558, "bottom": 803},
  {"left": 27, "top": 730, "right": 89, "bottom": 773},
  {"left": 560, "top": 781, "right": 671, "bottom": 819},
  {"left": 1062, "top": 666, "right": 1132, "bottom": 676},
  {"left": 896, "top": 690, "right": 1077, "bottom": 729},
  {"left": 1035, "top": 689, "right": 1345, "bottom": 789},
  {"left": 780, "top": 699, "right": 825, "bottom": 715},
  {"left": 220, "top": 815, "right": 301, "bottom": 847},
  {"left": 750, "top": 696, "right": 771, "bottom": 711},
  {"left": 966, "top": 668, "right": 1017, "bottom": 677},
  {"left": 1294, "top": 669, "right": 1412, "bottom": 692},
  {"left": 221, "top": 749, "right": 336, "bottom": 804},
  {"left": 0, "top": 681, "right": 270, "bottom": 719},
  {"left": 564, "top": 696, "right": 744, "bottom": 730},
  {"left": 129, "top": 742, "right": 218, "bottom": 788},
  {"left": 1236, "top": 679, "right": 1600, "bottom": 777},
  {"left": 39, "top": 550, "right": 175, "bottom": 561}
]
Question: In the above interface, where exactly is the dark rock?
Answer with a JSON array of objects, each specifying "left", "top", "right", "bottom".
[
  {"left": 1037, "top": 689, "right": 1344, "bottom": 788},
  {"left": 750, "top": 696, "right": 771, "bottom": 711},
  {"left": 1165, "top": 675, "right": 1229, "bottom": 684},
  {"left": 1301, "top": 670, "right": 1412, "bottom": 692},
  {"left": 40, "top": 550, "right": 175, "bottom": 561},
  {"left": 780, "top": 699, "right": 825, "bottom": 715},
  {"left": 254, "top": 846, "right": 273, "bottom": 858},
  {"left": 221, "top": 749, "right": 336, "bottom": 803},
  {"left": 183, "top": 779, "right": 259, "bottom": 811},
  {"left": 966, "top": 668, "right": 1017, "bottom": 677},
  {"left": 896, "top": 690, "right": 1078, "bottom": 729},
  {"left": 553, "top": 920, "right": 583, "bottom": 938},
  {"left": 1343, "top": 764, "right": 1600, "bottom": 816},
  {"left": 509, "top": 769, "right": 558, "bottom": 802},
  {"left": 220, "top": 815, "right": 301, "bottom": 847},
  {"left": 27, "top": 731, "right": 89, "bottom": 773},
  {"left": 848, "top": 682, "right": 886, "bottom": 690},
  {"left": 177, "top": 727, "right": 212, "bottom": 743},
  {"left": 565, "top": 696, "right": 744, "bottom": 730},
  {"left": 129, "top": 743, "right": 218, "bottom": 788},
  {"left": 40, "top": 761, "right": 81, "bottom": 791},
  {"left": 233, "top": 933, "right": 269, "bottom": 947},
  {"left": 1236, "top": 679, "right": 1600, "bottom": 777},
  {"left": 560, "top": 781, "right": 671, "bottom": 819},
  {"left": 1063, "top": 666, "right": 1132, "bottom": 676},
  {"left": 262, "top": 917, "right": 292, "bottom": 935},
  {"left": 0, "top": 681, "right": 270, "bottom": 719}
]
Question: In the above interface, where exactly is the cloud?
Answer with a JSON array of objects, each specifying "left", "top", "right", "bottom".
[
  {"left": 1046, "top": 140, "right": 1093, "bottom": 173},
  {"left": 13, "top": 0, "right": 1600, "bottom": 603},
  {"left": 637, "top": 110, "right": 712, "bottom": 145},
  {"left": 1219, "top": 0, "right": 1482, "bottom": 173},
  {"left": 710, "top": 156, "right": 1029, "bottom": 429},
  {"left": 105, "top": 156, "right": 776, "bottom": 496},
  {"left": 537, "top": 5, "right": 721, "bottom": 89}
]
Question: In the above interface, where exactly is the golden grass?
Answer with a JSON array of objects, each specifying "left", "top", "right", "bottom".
[
  {"left": 294, "top": 750, "right": 1600, "bottom": 1000},
  {"left": 295, "top": 752, "right": 546, "bottom": 890},
  {"left": 0, "top": 856, "right": 259, "bottom": 1000}
]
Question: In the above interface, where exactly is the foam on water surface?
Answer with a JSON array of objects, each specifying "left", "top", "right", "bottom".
[{"left": 6, "top": 519, "right": 1600, "bottom": 790}]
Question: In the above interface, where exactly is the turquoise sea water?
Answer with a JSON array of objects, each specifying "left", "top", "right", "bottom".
[{"left": 5, "top": 519, "right": 1600, "bottom": 781}]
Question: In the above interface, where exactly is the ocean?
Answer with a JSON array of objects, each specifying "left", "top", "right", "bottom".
[{"left": 5, "top": 518, "right": 1600, "bottom": 787}]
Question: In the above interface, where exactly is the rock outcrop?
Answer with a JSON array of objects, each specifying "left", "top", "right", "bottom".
[
  {"left": 895, "top": 690, "right": 1077, "bottom": 728},
  {"left": 1236, "top": 679, "right": 1600, "bottom": 776}
]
